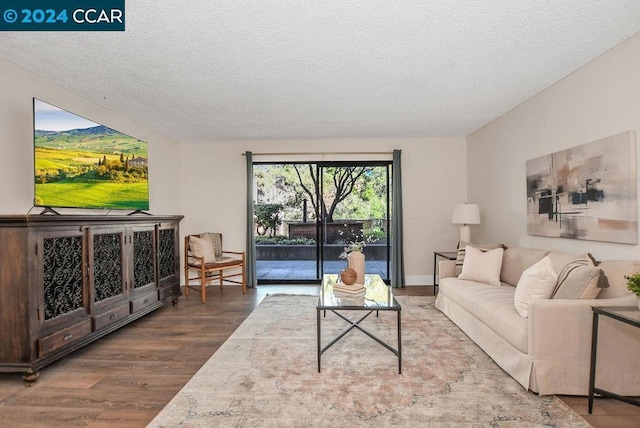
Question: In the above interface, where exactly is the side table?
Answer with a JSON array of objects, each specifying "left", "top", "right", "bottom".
[
  {"left": 588, "top": 305, "right": 640, "bottom": 414},
  {"left": 433, "top": 251, "right": 458, "bottom": 295}
]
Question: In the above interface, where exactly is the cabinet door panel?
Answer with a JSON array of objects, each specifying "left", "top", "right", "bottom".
[
  {"left": 157, "top": 224, "right": 179, "bottom": 290},
  {"left": 132, "top": 228, "right": 157, "bottom": 290},
  {"left": 38, "top": 230, "right": 88, "bottom": 331},
  {"left": 158, "top": 227, "right": 176, "bottom": 281},
  {"left": 91, "top": 229, "right": 127, "bottom": 309}
]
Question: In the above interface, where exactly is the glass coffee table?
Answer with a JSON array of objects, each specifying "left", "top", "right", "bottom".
[{"left": 316, "top": 274, "right": 402, "bottom": 373}]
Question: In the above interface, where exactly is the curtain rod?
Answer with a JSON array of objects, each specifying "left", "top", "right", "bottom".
[{"left": 242, "top": 151, "right": 393, "bottom": 156}]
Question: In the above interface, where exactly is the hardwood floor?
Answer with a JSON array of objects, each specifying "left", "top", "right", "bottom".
[{"left": 0, "top": 285, "right": 638, "bottom": 427}]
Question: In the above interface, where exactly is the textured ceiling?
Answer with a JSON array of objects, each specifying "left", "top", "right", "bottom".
[{"left": 2, "top": 1, "right": 640, "bottom": 143}]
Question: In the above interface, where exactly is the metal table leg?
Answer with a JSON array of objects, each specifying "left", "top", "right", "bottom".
[{"left": 588, "top": 311, "right": 599, "bottom": 414}]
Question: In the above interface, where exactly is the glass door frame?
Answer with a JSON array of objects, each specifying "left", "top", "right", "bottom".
[
  {"left": 254, "top": 161, "right": 322, "bottom": 284},
  {"left": 254, "top": 160, "right": 391, "bottom": 285},
  {"left": 317, "top": 161, "right": 391, "bottom": 284}
]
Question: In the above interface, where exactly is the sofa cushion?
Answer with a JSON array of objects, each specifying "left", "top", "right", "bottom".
[
  {"left": 597, "top": 260, "right": 640, "bottom": 299},
  {"left": 439, "top": 277, "right": 528, "bottom": 353},
  {"left": 513, "top": 256, "right": 558, "bottom": 318},
  {"left": 458, "top": 246, "right": 504, "bottom": 286},
  {"left": 500, "top": 246, "right": 550, "bottom": 286},
  {"left": 546, "top": 251, "right": 591, "bottom": 276},
  {"left": 551, "top": 260, "right": 604, "bottom": 299}
]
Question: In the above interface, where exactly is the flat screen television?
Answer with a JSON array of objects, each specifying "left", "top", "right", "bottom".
[{"left": 33, "top": 99, "right": 150, "bottom": 211}]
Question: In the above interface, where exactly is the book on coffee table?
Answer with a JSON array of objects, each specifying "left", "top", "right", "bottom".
[{"left": 333, "top": 283, "right": 365, "bottom": 295}]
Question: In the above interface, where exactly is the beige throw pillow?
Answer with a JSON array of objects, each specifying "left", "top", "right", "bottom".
[
  {"left": 551, "top": 260, "right": 604, "bottom": 299},
  {"left": 513, "top": 256, "right": 558, "bottom": 318},
  {"left": 189, "top": 235, "right": 216, "bottom": 263},
  {"left": 200, "top": 232, "right": 223, "bottom": 259},
  {"left": 454, "top": 242, "right": 505, "bottom": 276},
  {"left": 458, "top": 246, "right": 504, "bottom": 286}
]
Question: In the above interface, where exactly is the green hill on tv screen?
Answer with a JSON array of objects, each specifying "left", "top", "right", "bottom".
[{"left": 34, "top": 125, "right": 149, "bottom": 210}]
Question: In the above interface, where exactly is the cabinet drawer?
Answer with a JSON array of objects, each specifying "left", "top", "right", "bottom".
[
  {"left": 158, "top": 283, "right": 180, "bottom": 300},
  {"left": 38, "top": 319, "right": 92, "bottom": 358},
  {"left": 131, "top": 292, "right": 158, "bottom": 313},
  {"left": 93, "top": 305, "right": 130, "bottom": 331}
]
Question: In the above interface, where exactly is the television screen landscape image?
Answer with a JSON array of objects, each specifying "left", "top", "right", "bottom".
[{"left": 33, "top": 99, "right": 149, "bottom": 211}]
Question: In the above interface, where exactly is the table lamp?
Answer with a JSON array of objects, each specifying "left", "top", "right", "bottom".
[{"left": 452, "top": 203, "right": 480, "bottom": 243}]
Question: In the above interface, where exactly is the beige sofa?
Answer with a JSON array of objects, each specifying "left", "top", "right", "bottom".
[{"left": 435, "top": 245, "right": 640, "bottom": 396}]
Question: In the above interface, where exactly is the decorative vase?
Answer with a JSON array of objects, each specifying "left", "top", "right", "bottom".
[
  {"left": 340, "top": 268, "right": 357, "bottom": 285},
  {"left": 347, "top": 251, "right": 365, "bottom": 284}
]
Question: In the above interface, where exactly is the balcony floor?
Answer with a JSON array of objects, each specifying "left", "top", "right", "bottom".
[{"left": 256, "top": 259, "right": 388, "bottom": 281}]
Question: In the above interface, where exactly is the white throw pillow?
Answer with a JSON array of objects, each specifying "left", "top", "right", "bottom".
[
  {"left": 458, "top": 246, "right": 504, "bottom": 286},
  {"left": 189, "top": 235, "right": 216, "bottom": 263},
  {"left": 454, "top": 242, "right": 505, "bottom": 276},
  {"left": 513, "top": 256, "right": 558, "bottom": 318}
]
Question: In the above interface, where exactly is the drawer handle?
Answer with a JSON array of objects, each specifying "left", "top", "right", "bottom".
[
  {"left": 143, "top": 299, "right": 149, "bottom": 304},
  {"left": 63, "top": 334, "right": 73, "bottom": 341},
  {"left": 110, "top": 313, "right": 118, "bottom": 320}
]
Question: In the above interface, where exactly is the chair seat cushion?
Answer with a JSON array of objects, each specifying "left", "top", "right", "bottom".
[{"left": 204, "top": 257, "right": 243, "bottom": 268}]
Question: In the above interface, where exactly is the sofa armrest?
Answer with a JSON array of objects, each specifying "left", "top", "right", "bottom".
[
  {"left": 528, "top": 294, "right": 639, "bottom": 395},
  {"left": 439, "top": 260, "right": 457, "bottom": 279}
]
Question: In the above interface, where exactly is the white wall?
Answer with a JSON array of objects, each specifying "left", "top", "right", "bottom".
[
  {"left": 0, "top": 57, "right": 182, "bottom": 215},
  {"left": 467, "top": 32, "right": 640, "bottom": 260},
  {"left": 181, "top": 138, "right": 467, "bottom": 284}
]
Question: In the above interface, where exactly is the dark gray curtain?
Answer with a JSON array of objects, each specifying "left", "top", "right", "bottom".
[
  {"left": 245, "top": 152, "right": 257, "bottom": 287},
  {"left": 391, "top": 149, "right": 405, "bottom": 287}
]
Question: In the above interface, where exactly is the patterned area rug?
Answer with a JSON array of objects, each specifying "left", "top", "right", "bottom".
[{"left": 149, "top": 295, "right": 589, "bottom": 427}]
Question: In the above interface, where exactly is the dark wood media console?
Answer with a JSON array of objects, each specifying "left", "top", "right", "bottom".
[{"left": 0, "top": 214, "right": 183, "bottom": 383}]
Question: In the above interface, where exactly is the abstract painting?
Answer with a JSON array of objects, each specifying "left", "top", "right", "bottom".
[{"left": 526, "top": 131, "right": 637, "bottom": 244}]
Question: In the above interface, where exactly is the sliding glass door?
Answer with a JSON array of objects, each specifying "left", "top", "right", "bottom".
[
  {"left": 318, "top": 163, "right": 390, "bottom": 281},
  {"left": 253, "top": 162, "right": 320, "bottom": 282},
  {"left": 253, "top": 161, "right": 390, "bottom": 283}
]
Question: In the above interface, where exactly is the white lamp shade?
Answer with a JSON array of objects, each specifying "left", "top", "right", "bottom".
[{"left": 451, "top": 204, "right": 481, "bottom": 225}]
